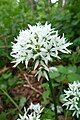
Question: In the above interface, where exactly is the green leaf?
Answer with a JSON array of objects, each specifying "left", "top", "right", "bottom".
[
  {"left": 0, "top": 112, "right": 7, "bottom": 120},
  {"left": 42, "top": 108, "right": 54, "bottom": 119},
  {"left": 67, "top": 73, "right": 80, "bottom": 82},
  {"left": 58, "top": 65, "right": 68, "bottom": 74},
  {"left": 77, "top": 67, "right": 80, "bottom": 74},
  {"left": 0, "top": 84, "right": 7, "bottom": 90},
  {"left": 52, "top": 83, "right": 59, "bottom": 88},
  {"left": 49, "top": 71, "right": 60, "bottom": 79},
  {"left": 58, "top": 74, "right": 67, "bottom": 82},
  {"left": 73, "top": 37, "right": 80, "bottom": 46},
  {"left": 41, "top": 83, "right": 50, "bottom": 105},
  {"left": 42, "top": 83, "right": 49, "bottom": 89},
  {"left": 2, "top": 72, "right": 12, "bottom": 79},
  {"left": 42, "top": 91, "right": 50, "bottom": 99},
  {"left": 67, "top": 65, "right": 77, "bottom": 73},
  {"left": 19, "top": 97, "right": 27, "bottom": 108},
  {"left": 8, "top": 76, "right": 18, "bottom": 87}
]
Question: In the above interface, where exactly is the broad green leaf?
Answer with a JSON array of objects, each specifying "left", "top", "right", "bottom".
[
  {"left": 67, "top": 73, "right": 80, "bottom": 82},
  {"left": 77, "top": 67, "right": 80, "bottom": 74},
  {"left": 73, "top": 37, "right": 80, "bottom": 46},
  {"left": 8, "top": 77, "right": 18, "bottom": 87},
  {"left": 67, "top": 65, "right": 77, "bottom": 73},
  {"left": 0, "top": 112, "right": 7, "bottom": 120},
  {"left": 49, "top": 71, "right": 60, "bottom": 79},
  {"left": 42, "top": 108, "right": 54, "bottom": 119},
  {"left": 19, "top": 97, "right": 27, "bottom": 108},
  {"left": 2, "top": 73, "right": 12, "bottom": 79},
  {"left": 0, "top": 84, "right": 7, "bottom": 90},
  {"left": 58, "top": 65, "right": 68, "bottom": 74}
]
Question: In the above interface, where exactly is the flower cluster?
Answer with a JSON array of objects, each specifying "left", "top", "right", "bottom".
[
  {"left": 17, "top": 103, "right": 44, "bottom": 120},
  {"left": 62, "top": 81, "right": 80, "bottom": 118},
  {"left": 11, "top": 22, "right": 72, "bottom": 80}
]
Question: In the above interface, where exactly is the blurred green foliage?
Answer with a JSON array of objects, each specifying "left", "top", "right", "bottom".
[{"left": 52, "top": 0, "right": 80, "bottom": 41}]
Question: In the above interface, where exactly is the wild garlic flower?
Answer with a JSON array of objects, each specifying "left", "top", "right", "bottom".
[
  {"left": 51, "top": 0, "right": 58, "bottom": 4},
  {"left": 11, "top": 22, "right": 72, "bottom": 80},
  {"left": 51, "top": 104, "right": 63, "bottom": 114},
  {"left": 62, "top": 81, "right": 80, "bottom": 118},
  {"left": 17, "top": 102, "right": 44, "bottom": 120}
]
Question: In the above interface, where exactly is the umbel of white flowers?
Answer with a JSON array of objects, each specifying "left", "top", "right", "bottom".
[
  {"left": 11, "top": 22, "right": 72, "bottom": 80},
  {"left": 17, "top": 102, "right": 44, "bottom": 120},
  {"left": 62, "top": 81, "right": 80, "bottom": 118}
]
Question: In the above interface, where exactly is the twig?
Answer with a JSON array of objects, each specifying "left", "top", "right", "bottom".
[
  {"left": 23, "top": 74, "right": 42, "bottom": 95},
  {"left": 0, "top": 67, "right": 9, "bottom": 75},
  {"left": 17, "top": 67, "right": 42, "bottom": 95},
  {"left": 1, "top": 89, "right": 22, "bottom": 114},
  {"left": 0, "top": 46, "right": 10, "bottom": 49}
]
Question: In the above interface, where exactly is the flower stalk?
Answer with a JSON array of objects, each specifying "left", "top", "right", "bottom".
[{"left": 46, "top": 70, "right": 58, "bottom": 120}]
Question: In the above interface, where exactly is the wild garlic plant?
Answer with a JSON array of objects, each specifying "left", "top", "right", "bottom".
[
  {"left": 11, "top": 22, "right": 72, "bottom": 120},
  {"left": 17, "top": 103, "right": 44, "bottom": 120},
  {"left": 62, "top": 81, "right": 80, "bottom": 118},
  {"left": 11, "top": 22, "right": 72, "bottom": 80}
]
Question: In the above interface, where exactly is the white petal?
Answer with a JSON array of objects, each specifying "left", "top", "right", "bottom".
[
  {"left": 43, "top": 71, "right": 49, "bottom": 81},
  {"left": 34, "top": 60, "right": 39, "bottom": 70},
  {"left": 25, "top": 60, "right": 28, "bottom": 68}
]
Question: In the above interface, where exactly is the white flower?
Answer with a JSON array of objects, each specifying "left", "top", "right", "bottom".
[
  {"left": 51, "top": 104, "right": 63, "bottom": 114},
  {"left": 51, "top": 0, "right": 58, "bottom": 4},
  {"left": 62, "top": 81, "right": 80, "bottom": 118},
  {"left": 34, "top": 0, "right": 39, "bottom": 2},
  {"left": 28, "top": 102, "right": 44, "bottom": 114},
  {"left": 11, "top": 22, "right": 72, "bottom": 80},
  {"left": 17, "top": 103, "right": 44, "bottom": 120}
]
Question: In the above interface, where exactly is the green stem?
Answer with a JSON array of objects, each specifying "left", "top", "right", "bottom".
[
  {"left": 77, "top": 117, "right": 80, "bottom": 120},
  {"left": 65, "top": 110, "right": 68, "bottom": 120},
  {"left": 46, "top": 71, "right": 58, "bottom": 120},
  {"left": 1, "top": 89, "right": 22, "bottom": 114}
]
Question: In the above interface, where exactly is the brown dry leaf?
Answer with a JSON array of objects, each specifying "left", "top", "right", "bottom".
[{"left": 58, "top": 115, "right": 73, "bottom": 120}]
